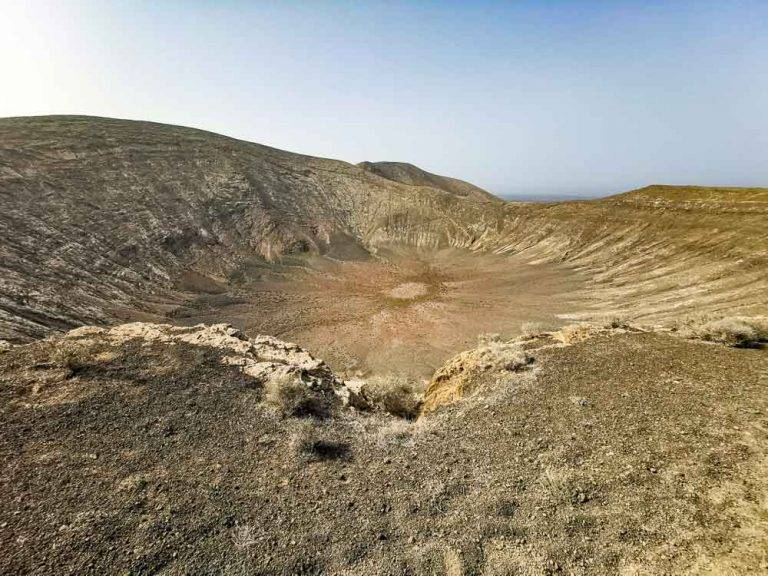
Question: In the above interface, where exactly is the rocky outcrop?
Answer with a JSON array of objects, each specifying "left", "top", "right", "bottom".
[
  {"left": 420, "top": 325, "right": 638, "bottom": 414},
  {"left": 63, "top": 322, "right": 362, "bottom": 408},
  {"left": 421, "top": 338, "right": 533, "bottom": 415}
]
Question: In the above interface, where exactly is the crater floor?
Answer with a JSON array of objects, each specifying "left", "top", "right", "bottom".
[{"left": 167, "top": 248, "right": 588, "bottom": 380}]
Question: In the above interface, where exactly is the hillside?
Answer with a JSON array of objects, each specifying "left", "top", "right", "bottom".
[
  {"left": 1, "top": 322, "right": 767, "bottom": 575},
  {"left": 357, "top": 161, "right": 499, "bottom": 202},
  {"left": 0, "top": 116, "right": 502, "bottom": 344},
  {"left": 493, "top": 185, "right": 768, "bottom": 326}
]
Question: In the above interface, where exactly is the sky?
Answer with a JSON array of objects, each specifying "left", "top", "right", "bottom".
[{"left": 1, "top": 1, "right": 767, "bottom": 198}]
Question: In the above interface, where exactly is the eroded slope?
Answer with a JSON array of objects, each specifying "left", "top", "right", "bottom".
[
  {"left": 0, "top": 116, "right": 501, "bottom": 342},
  {"left": 494, "top": 186, "right": 768, "bottom": 323},
  {"left": 1, "top": 116, "right": 767, "bottom": 380}
]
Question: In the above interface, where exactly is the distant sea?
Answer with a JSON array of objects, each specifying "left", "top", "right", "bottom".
[{"left": 498, "top": 193, "right": 603, "bottom": 203}]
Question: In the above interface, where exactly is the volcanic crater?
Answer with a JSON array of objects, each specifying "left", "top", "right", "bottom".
[{"left": 1, "top": 116, "right": 767, "bottom": 575}]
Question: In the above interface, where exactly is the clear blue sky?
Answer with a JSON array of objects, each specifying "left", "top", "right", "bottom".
[{"left": 2, "top": 1, "right": 767, "bottom": 197}]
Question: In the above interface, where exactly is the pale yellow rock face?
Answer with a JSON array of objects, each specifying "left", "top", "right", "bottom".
[{"left": 421, "top": 340, "right": 531, "bottom": 415}]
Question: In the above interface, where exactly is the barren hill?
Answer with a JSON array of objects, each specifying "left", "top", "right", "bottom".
[
  {"left": 493, "top": 184, "right": 768, "bottom": 326},
  {"left": 0, "top": 116, "right": 501, "bottom": 345},
  {"left": 357, "top": 161, "right": 499, "bottom": 202}
]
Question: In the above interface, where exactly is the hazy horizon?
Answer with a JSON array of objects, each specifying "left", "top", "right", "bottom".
[{"left": 2, "top": 1, "right": 767, "bottom": 197}]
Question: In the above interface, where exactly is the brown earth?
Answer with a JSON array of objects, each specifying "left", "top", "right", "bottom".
[{"left": 1, "top": 325, "right": 766, "bottom": 575}]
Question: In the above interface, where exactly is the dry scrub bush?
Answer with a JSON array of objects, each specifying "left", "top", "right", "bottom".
[
  {"left": 361, "top": 375, "right": 423, "bottom": 420},
  {"left": 521, "top": 322, "right": 545, "bottom": 338},
  {"left": 375, "top": 418, "right": 416, "bottom": 448},
  {"left": 231, "top": 523, "right": 257, "bottom": 550},
  {"left": 554, "top": 324, "right": 596, "bottom": 345},
  {"left": 477, "top": 332, "right": 502, "bottom": 345},
  {"left": 473, "top": 341, "right": 530, "bottom": 372},
  {"left": 605, "top": 316, "right": 630, "bottom": 329},
  {"left": 262, "top": 374, "right": 332, "bottom": 418},
  {"left": 681, "top": 316, "right": 768, "bottom": 347},
  {"left": 287, "top": 420, "right": 348, "bottom": 462},
  {"left": 51, "top": 342, "right": 95, "bottom": 374},
  {"left": 287, "top": 420, "right": 317, "bottom": 459},
  {"left": 372, "top": 412, "right": 438, "bottom": 448},
  {"left": 540, "top": 466, "right": 570, "bottom": 503}
]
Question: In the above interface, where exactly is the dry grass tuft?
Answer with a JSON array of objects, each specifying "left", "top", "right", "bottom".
[
  {"left": 51, "top": 343, "right": 95, "bottom": 375},
  {"left": 539, "top": 466, "right": 570, "bottom": 503},
  {"left": 605, "top": 316, "right": 631, "bottom": 330},
  {"left": 287, "top": 420, "right": 349, "bottom": 462},
  {"left": 360, "top": 375, "right": 423, "bottom": 420},
  {"left": 231, "top": 523, "right": 257, "bottom": 551},
  {"left": 287, "top": 420, "right": 316, "bottom": 458},
  {"left": 553, "top": 324, "right": 596, "bottom": 345},
  {"left": 679, "top": 316, "right": 768, "bottom": 347},
  {"left": 477, "top": 332, "right": 502, "bottom": 345},
  {"left": 262, "top": 374, "right": 332, "bottom": 418},
  {"left": 375, "top": 418, "right": 416, "bottom": 448},
  {"left": 473, "top": 341, "right": 530, "bottom": 372},
  {"left": 520, "top": 322, "right": 545, "bottom": 338}
]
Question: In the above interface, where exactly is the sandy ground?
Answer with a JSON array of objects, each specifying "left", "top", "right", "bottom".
[{"left": 170, "top": 248, "right": 589, "bottom": 380}]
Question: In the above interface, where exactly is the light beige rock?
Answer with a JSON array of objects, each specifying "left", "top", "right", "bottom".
[
  {"left": 61, "top": 321, "right": 366, "bottom": 408},
  {"left": 421, "top": 340, "right": 531, "bottom": 415}
]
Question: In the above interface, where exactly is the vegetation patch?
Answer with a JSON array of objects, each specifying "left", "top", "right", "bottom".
[
  {"left": 678, "top": 316, "right": 768, "bottom": 348},
  {"left": 358, "top": 374, "right": 423, "bottom": 419},
  {"left": 262, "top": 374, "right": 335, "bottom": 418}
]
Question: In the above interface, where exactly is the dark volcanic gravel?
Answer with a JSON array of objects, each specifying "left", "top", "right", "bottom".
[{"left": 1, "top": 330, "right": 766, "bottom": 574}]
